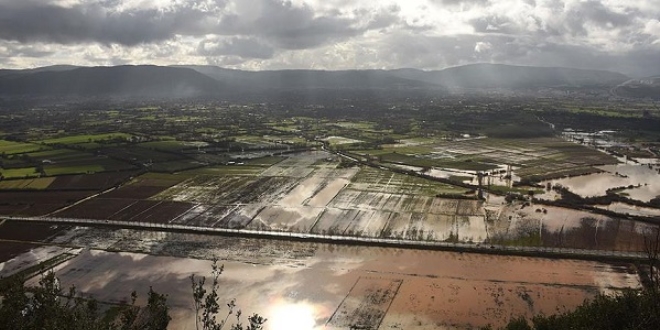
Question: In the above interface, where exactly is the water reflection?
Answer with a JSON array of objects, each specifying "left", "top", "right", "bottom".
[
  {"left": 268, "top": 300, "right": 317, "bottom": 330},
  {"left": 541, "top": 163, "right": 660, "bottom": 201}
]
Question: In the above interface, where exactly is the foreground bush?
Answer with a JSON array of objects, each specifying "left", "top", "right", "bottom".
[
  {"left": 0, "top": 271, "right": 170, "bottom": 330},
  {"left": 484, "top": 289, "right": 660, "bottom": 330}
]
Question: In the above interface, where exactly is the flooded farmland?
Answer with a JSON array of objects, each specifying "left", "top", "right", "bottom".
[
  {"left": 3, "top": 141, "right": 658, "bottom": 329},
  {"left": 42, "top": 151, "right": 658, "bottom": 252},
  {"left": 542, "top": 163, "right": 660, "bottom": 201},
  {"left": 22, "top": 230, "right": 641, "bottom": 330}
]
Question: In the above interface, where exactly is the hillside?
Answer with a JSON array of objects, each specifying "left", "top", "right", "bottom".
[
  {"left": 0, "top": 65, "right": 221, "bottom": 98},
  {"left": 175, "top": 65, "right": 433, "bottom": 89},
  {"left": 0, "top": 63, "right": 632, "bottom": 99},
  {"left": 390, "top": 64, "right": 629, "bottom": 89},
  {"left": 613, "top": 77, "right": 660, "bottom": 99}
]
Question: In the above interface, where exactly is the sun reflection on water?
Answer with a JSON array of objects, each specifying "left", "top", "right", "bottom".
[{"left": 268, "top": 301, "right": 316, "bottom": 330}]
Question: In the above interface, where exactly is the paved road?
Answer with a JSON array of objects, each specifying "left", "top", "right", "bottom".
[{"left": 2, "top": 216, "right": 647, "bottom": 262}]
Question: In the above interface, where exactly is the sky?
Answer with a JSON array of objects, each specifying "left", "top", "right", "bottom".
[{"left": 0, "top": 0, "right": 658, "bottom": 77}]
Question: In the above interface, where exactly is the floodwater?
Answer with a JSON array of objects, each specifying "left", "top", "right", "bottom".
[
  {"left": 31, "top": 237, "right": 641, "bottom": 330},
  {"left": 542, "top": 163, "right": 660, "bottom": 201},
  {"left": 595, "top": 202, "right": 660, "bottom": 218},
  {"left": 425, "top": 165, "right": 519, "bottom": 188}
]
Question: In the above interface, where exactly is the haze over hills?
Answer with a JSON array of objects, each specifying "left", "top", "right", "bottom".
[
  {"left": 389, "top": 64, "right": 628, "bottom": 89},
  {"left": 0, "top": 63, "right": 634, "bottom": 99},
  {"left": 174, "top": 65, "right": 431, "bottom": 90},
  {"left": 613, "top": 76, "right": 660, "bottom": 99}
]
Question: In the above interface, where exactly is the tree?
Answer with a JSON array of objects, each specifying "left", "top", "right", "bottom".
[
  {"left": 190, "top": 260, "right": 266, "bottom": 330},
  {"left": 0, "top": 270, "right": 169, "bottom": 330},
  {"left": 644, "top": 227, "right": 660, "bottom": 292}
]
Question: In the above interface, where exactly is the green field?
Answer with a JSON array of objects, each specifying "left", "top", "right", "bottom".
[
  {"left": 43, "top": 164, "right": 105, "bottom": 176},
  {"left": 183, "top": 165, "right": 265, "bottom": 176},
  {"left": 379, "top": 152, "right": 499, "bottom": 171},
  {"left": 0, "top": 140, "right": 45, "bottom": 155},
  {"left": 351, "top": 166, "right": 470, "bottom": 196},
  {"left": 0, "top": 167, "right": 39, "bottom": 179},
  {"left": 38, "top": 133, "right": 133, "bottom": 145}
]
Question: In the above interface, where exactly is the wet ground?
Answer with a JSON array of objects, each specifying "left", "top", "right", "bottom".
[{"left": 19, "top": 228, "right": 642, "bottom": 330}]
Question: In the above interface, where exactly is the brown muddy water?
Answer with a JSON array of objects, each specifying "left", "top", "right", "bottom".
[{"left": 29, "top": 234, "right": 641, "bottom": 330}]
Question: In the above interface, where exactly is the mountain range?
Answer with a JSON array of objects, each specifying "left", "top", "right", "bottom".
[{"left": 0, "top": 63, "right": 636, "bottom": 99}]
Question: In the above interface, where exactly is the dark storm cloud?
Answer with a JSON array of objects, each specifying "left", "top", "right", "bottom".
[
  {"left": 0, "top": 0, "right": 401, "bottom": 51},
  {"left": 0, "top": 0, "right": 218, "bottom": 45},
  {"left": 565, "top": 0, "right": 636, "bottom": 36}
]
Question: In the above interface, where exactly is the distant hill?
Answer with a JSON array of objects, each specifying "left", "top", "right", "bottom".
[
  {"left": 0, "top": 63, "right": 632, "bottom": 100},
  {"left": 0, "top": 65, "right": 221, "bottom": 98},
  {"left": 613, "top": 77, "right": 660, "bottom": 99},
  {"left": 174, "top": 65, "right": 433, "bottom": 89},
  {"left": 182, "top": 63, "right": 627, "bottom": 90},
  {"left": 389, "top": 64, "right": 629, "bottom": 89},
  {"left": 0, "top": 65, "right": 79, "bottom": 78}
]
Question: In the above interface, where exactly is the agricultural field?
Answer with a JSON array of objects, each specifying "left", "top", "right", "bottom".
[
  {"left": 0, "top": 177, "right": 55, "bottom": 189},
  {"left": 5, "top": 229, "right": 641, "bottom": 330},
  {"left": 144, "top": 151, "right": 486, "bottom": 240},
  {"left": 37, "top": 133, "right": 134, "bottom": 145},
  {"left": 351, "top": 137, "right": 620, "bottom": 183},
  {"left": 0, "top": 166, "right": 39, "bottom": 179},
  {"left": 18, "top": 150, "right": 653, "bottom": 252},
  {"left": 0, "top": 190, "right": 96, "bottom": 216},
  {"left": 0, "top": 147, "right": 137, "bottom": 177},
  {"left": 0, "top": 140, "right": 45, "bottom": 155},
  {"left": 2, "top": 84, "right": 660, "bottom": 329}
]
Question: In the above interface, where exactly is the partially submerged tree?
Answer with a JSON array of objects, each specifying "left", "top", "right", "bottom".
[{"left": 644, "top": 227, "right": 660, "bottom": 292}]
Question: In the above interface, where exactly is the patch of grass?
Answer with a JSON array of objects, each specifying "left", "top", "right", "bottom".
[
  {"left": 488, "top": 185, "right": 543, "bottom": 195},
  {"left": 381, "top": 145, "right": 435, "bottom": 154},
  {"left": 448, "top": 175, "right": 473, "bottom": 182},
  {"left": 43, "top": 164, "right": 104, "bottom": 176},
  {"left": 0, "top": 167, "right": 39, "bottom": 179},
  {"left": 0, "top": 177, "right": 55, "bottom": 190},
  {"left": 242, "top": 155, "right": 286, "bottom": 166},
  {"left": 333, "top": 121, "right": 375, "bottom": 130},
  {"left": 184, "top": 165, "right": 264, "bottom": 176},
  {"left": 380, "top": 152, "right": 499, "bottom": 171},
  {"left": 0, "top": 140, "right": 45, "bottom": 155},
  {"left": 138, "top": 140, "right": 188, "bottom": 152},
  {"left": 25, "top": 148, "right": 82, "bottom": 160},
  {"left": 489, "top": 232, "right": 543, "bottom": 247},
  {"left": 150, "top": 160, "right": 201, "bottom": 173},
  {"left": 38, "top": 133, "right": 133, "bottom": 145},
  {"left": 351, "top": 166, "right": 469, "bottom": 196}
]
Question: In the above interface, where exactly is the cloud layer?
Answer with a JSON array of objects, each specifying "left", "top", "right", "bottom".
[{"left": 0, "top": 0, "right": 658, "bottom": 76}]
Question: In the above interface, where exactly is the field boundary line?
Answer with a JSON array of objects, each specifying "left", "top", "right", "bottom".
[
  {"left": 376, "top": 279, "right": 404, "bottom": 330},
  {"left": 325, "top": 275, "right": 363, "bottom": 327}
]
